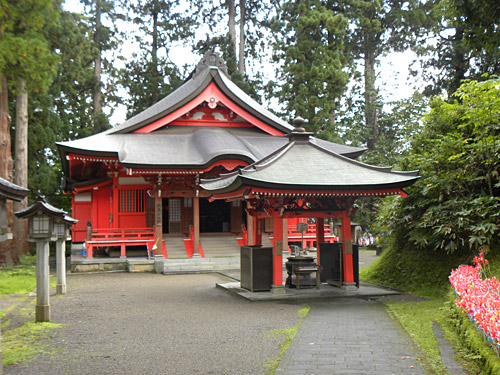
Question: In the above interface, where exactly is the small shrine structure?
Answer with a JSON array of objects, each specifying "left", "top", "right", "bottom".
[
  {"left": 57, "top": 52, "right": 366, "bottom": 258},
  {"left": 201, "top": 118, "right": 419, "bottom": 289}
]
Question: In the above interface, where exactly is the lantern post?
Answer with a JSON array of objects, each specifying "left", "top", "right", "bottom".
[{"left": 15, "top": 196, "right": 77, "bottom": 322}]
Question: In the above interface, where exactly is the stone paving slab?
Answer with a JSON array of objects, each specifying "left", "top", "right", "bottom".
[
  {"left": 276, "top": 299, "right": 426, "bottom": 375},
  {"left": 216, "top": 281, "right": 401, "bottom": 301}
]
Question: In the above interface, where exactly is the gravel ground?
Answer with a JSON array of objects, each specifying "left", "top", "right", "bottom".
[{"left": 5, "top": 272, "right": 305, "bottom": 375}]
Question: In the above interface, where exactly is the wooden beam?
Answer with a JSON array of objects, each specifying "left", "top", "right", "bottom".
[
  {"left": 193, "top": 196, "right": 200, "bottom": 255},
  {"left": 154, "top": 190, "right": 164, "bottom": 258},
  {"left": 316, "top": 217, "right": 325, "bottom": 265}
]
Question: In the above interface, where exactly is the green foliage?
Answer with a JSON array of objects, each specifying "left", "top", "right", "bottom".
[
  {"left": 360, "top": 242, "right": 470, "bottom": 298},
  {"left": 2, "top": 321, "right": 63, "bottom": 366},
  {"left": 0, "top": 0, "right": 60, "bottom": 94},
  {"left": 351, "top": 92, "right": 428, "bottom": 232},
  {"left": 270, "top": 0, "right": 350, "bottom": 140},
  {"left": 376, "top": 78, "right": 500, "bottom": 255},
  {"left": 339, "top": 0, "right": 432, "bottom": 150},
  {"left": 121, "top": 0, "right": 195, "bottom": 116},
  {"left": 24, "top": 9, "right": 101, "bottom": 210},
  {"left": 418, "top": 0, "right": 500, "bottom": 96},
  {"left": 0, "top": 255, "right": 36, "bottom": 294}
]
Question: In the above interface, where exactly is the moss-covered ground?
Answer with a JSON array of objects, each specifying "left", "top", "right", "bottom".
[{"left": 1, "top": 255, "right": 62, "bottom": 366}]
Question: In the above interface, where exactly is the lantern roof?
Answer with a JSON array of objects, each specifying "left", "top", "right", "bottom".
[
  {"left": 15, "top": 196, "right": 68, "bottom": 219},
  {"left": 201, "top": 118, "right": 420, "bottom": 197},
  {"left": 0, "top": 177, "right": 29, "bottom": 201}
]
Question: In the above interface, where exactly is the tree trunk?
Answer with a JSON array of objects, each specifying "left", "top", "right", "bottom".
[
  {"left": 14, "top": 77, "right": 29, "bottom": 259},
  {"left": 93, "top": 0, "right": 102, "bottom": 115},
  {"left": 448, "top": 25, "right": 467, "bottom": 96},
  {"left": 0, "top": 76, "right": 13, "bottom": 181},
  {"left": 0, "top": 75, "right": 15, "bottom": 265},
  {"left": 227, "top": 0, "right": 236, "bottom": 56},
  {"left": 363, "top": 33, "right": 377, "bottom": 151},
  {"left": 238, "top": 0, "right": 245, "bottom": 75},
  {"left": 151, "top": 4, "right": 160, "bottom": 104}
]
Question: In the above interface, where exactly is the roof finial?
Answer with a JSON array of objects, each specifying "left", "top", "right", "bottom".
[
  {"left": 293, "top": 117, "right": 306, "bottom": 132},
  {"left": 288, "top": 116, "right": 313, "bottom": 143}
]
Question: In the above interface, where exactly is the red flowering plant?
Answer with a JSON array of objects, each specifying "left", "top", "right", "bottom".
[{"left": 449, "top": 249, "right": 500, "bottom": 355}]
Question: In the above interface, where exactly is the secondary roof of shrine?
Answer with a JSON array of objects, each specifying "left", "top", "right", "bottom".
[{"left": 200, "top": 119, "right": 420, "bottom": 198}]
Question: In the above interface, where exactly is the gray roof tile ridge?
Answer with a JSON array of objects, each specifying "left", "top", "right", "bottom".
[{"left": 306, "top": 140, "right": 420, "bottom": 177}]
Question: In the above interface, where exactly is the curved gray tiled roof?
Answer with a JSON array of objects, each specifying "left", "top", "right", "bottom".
[
  {"left": 58, "top": 127, "right": 365, "bottom": 169},
  {"left": 0, "top": 177, "right": 29, "bottom": 201},
  {"left": 200, "top": 130, "right": 420, "bottom": 193},
  {"left": 57, "top": 51, "right": 366, "bottom": 174}
]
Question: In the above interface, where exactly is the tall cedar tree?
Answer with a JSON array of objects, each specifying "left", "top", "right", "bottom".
[
  {"left": 418, "top": 0, "right": 500, "bottom": 96},
  {"left": 0, "top": 0, "right": 59, "bottom": 264},
  {"left": 194, "top": 0, "right": 277, "bottom": 100},
  {"left": 341, "top": 0, "right": 433, "bottom": 151},
  {"left": 81, "top": 0, "right": 120, "bottom": 133},
  {"left": 271, "top": 0, "right": 349, "bottom": 141},
  {"left": 121, "top": 0, "right": 194, "bottom": 117},
  {"left": 27, "top": 10, "right": 98, "bottom": 212}
]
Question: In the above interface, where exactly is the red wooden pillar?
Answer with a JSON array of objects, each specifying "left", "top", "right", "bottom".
[
  {"left": 341, "top": 213, "right": 354, "bottom": 284},
  {"left": 272, "top": 215, "right": 284, "bottom": 290},
  {"left": 193, "top": 196, "right": 200, "bottom": 256},
  {"left": 112, "top": 176, "right": 119, "bottom": 228},
  {"left": 315, "top": 217, "right": 325, "bottom": 264},
  {"left": 154, "top": 190, "right": 164, "bottom": 258},
  {"left": 253, "top": 216, "right": 262, "bottom": 246}
]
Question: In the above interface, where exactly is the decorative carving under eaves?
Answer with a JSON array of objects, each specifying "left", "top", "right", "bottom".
[{"left": 248, "top": 196, "right": 356, "bottom": 216}]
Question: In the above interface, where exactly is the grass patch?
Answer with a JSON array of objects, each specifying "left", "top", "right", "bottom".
[
  {"left": 0, "top": 255, "right": 56, "bottom": 294},
  {"left": 359, "top": 244, "right": 470, "bottom": 298},
  {"left": 0, "top": 255, "right": 37, "bottom": 294},
  {"left": 264, "top": 305, "right": 310, "bottom": 375},
  {"left": 385, "top": 299, "right": 448, "bottom": 374},
  {"left": 2, "top": 321, "right": 63, "bottom": 366}
]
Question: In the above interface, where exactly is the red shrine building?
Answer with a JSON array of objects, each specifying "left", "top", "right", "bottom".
[{"left": 58, "top": 51, "right": 418, "bottom": 285}]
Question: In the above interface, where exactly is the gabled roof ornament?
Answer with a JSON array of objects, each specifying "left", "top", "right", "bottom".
[{"left": 193, "top": 51, "right": 229, "bottom": 78}]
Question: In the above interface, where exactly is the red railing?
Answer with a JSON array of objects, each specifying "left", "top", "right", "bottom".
[{"left": 85, "top": 228, "right": 158, "bottom": 258}]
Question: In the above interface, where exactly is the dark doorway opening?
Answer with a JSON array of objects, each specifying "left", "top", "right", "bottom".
[
  {"left": 162, "top": 198, "right": 169, "bottom": 234},
  {"left": 200, "top": 199, "right": 230, "bottom": 233}
]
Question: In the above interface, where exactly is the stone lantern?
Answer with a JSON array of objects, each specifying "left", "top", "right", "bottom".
[
  {"left": 15, "top": 196, "right": 76, "bottom": 322},
  {"left": 53, "top": 216, "right": 77, "bottom": 295}
]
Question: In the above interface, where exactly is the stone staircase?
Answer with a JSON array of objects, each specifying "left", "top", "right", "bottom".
[
  {"left": 158, "top": 235, "right": 241, "bottom": 274},
  {"left": 163, "top": 237, "right": 188, "bottom": 258},
  {"left": 157, "top": 256, "right": 240, "bottom": 274},
  {"left": 200, "top": 236, "right": 240, "bottom": 257}
]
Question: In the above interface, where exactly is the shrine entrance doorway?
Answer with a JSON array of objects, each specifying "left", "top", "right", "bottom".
[{"left": 200, "top": 198, "right": 231, "bottom": 233}]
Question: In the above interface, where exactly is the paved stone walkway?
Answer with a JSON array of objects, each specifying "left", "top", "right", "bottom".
[{"left": 276, "top": 299, "right": 425, "bottom": 375}]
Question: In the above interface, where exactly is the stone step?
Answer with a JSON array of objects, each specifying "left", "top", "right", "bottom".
[{"left": 158, "top": 257, "right": 240, "bottom": 274}]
